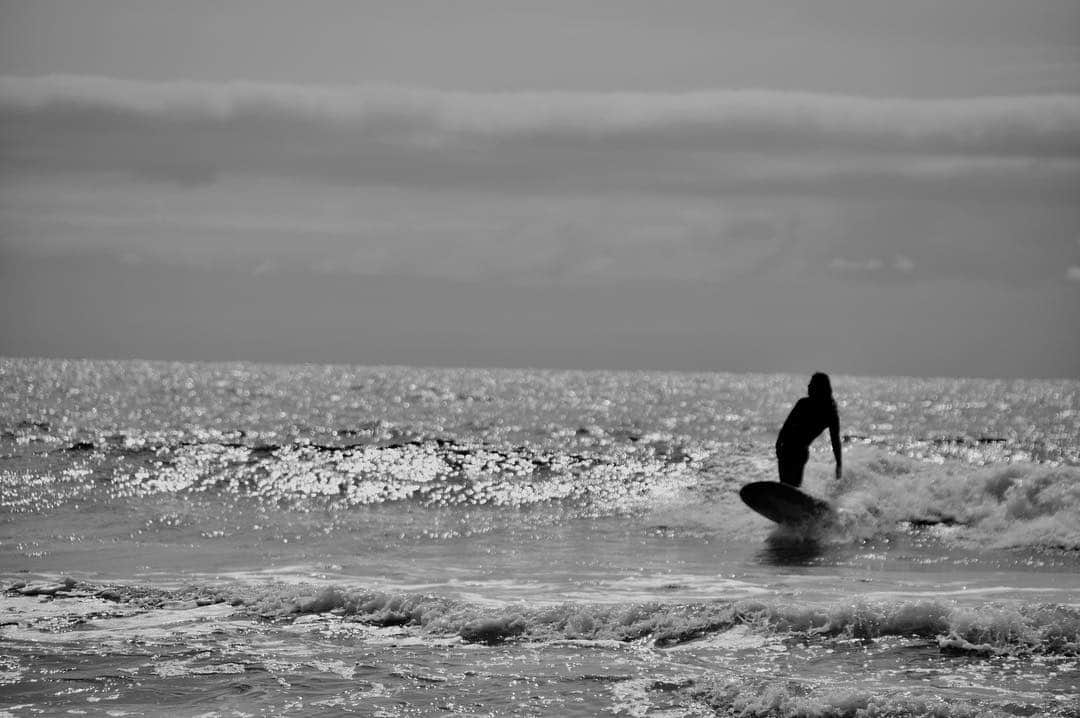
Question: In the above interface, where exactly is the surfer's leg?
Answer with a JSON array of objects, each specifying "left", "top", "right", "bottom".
[{"left": 777, "top": 447, "right": 808, "bottom": 487}]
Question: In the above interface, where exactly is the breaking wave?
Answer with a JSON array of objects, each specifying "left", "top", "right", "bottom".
[
  {"left": 827, "top": 447, "right": 1080, "bottom": 550},
  {"left": 2, "top": 436, "right": 703, "bottom": 517},
  {"left": 12, "top": 578, "right": 1073, "bottom": 657}
]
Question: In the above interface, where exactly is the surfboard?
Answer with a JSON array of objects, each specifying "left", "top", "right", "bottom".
[{"left": 739, "top": 481, "right": 833, "bottom": 525}]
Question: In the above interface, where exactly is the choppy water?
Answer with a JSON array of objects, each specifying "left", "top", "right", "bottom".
[{"left": 1, "top": 358, "right": 1078, "bottom": 716}]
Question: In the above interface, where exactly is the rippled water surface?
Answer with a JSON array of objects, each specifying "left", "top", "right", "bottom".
[{"left": 2, "top": 358, "right": 1078, "bottom": 716}]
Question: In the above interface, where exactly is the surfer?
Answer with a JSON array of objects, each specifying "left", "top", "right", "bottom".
[{"left": 775, "top": 372, "right": 841, "bottom": 488}]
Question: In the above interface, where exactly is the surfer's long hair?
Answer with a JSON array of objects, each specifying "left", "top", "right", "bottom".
[{"left": 808, "top": 372, "right": 835, "bottom": 408}]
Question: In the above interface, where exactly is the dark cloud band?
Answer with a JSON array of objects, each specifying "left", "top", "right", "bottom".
[{"left": 2, "top": 75, "right": 1078, "bottom": 197}]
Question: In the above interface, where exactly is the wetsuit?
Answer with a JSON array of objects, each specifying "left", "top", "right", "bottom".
[{"left": 775, "top": 397, "right": 840, "bottom": 488}]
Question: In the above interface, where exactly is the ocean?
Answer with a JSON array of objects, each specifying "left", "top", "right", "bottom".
[{"left": 1, "top": 357, "right": 1077, "bottom": 717}]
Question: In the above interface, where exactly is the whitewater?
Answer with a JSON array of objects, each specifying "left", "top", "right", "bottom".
[{"left": 1, "top": 358, "right": 1078, "bottom": 716}]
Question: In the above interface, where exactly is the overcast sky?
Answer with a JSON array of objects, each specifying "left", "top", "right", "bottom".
[{"left": 1, "top": 0, "right": 1078, "bottom": 377}]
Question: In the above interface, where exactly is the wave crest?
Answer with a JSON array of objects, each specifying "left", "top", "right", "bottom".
[
  {"left": 830, "top": 448, "right": 1080, "bottom": 550},
  {"left": 204, "top": 582, "right": 1080, "bottom": 656}
]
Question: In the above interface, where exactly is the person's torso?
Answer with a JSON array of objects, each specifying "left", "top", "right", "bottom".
[{"left": 781, "top": 398, "right": 833, "bottom": 447}]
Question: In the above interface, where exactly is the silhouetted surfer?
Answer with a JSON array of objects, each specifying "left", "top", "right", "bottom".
[{"left": 775, "top": 373, "right": 841, "bottom": 488}]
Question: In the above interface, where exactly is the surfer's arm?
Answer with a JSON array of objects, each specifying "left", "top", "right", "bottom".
[
  {"left": 775, "top": 400, "right": 803, "bottom": 453},
  {"left": 829, "top": 410, "right": 842, "bottom": 479},
  {"left": 775, "top": 412, "right": 790, "bottom": 454}
]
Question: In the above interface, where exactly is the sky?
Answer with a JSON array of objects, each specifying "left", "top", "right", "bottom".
[{"left": 1, "top": 0, "right": 1079, "bottom": 378}]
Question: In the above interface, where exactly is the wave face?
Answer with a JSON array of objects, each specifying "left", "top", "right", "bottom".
[{"left": 2, "top": 358, "right": 1079, "bottom": 716}]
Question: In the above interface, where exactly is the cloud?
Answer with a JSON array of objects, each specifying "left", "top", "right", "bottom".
[
  {"left": 829, "top": 257, "right": 886, "bottom": 272},
  {"left": 2, "top": 75, "right": 1079, "bottom": 199},
  {"left": 3, "top": 75, "right": 1078, "bottom": 153},
  {"left": 893, "top": 255, "right": 916, "bottom": 273},
  {"left": 829, "top": 254, "right": 918, "bottom": 275},
  {"left": 1067, "top": 266, "right": 1080, "bottom": 281}
]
